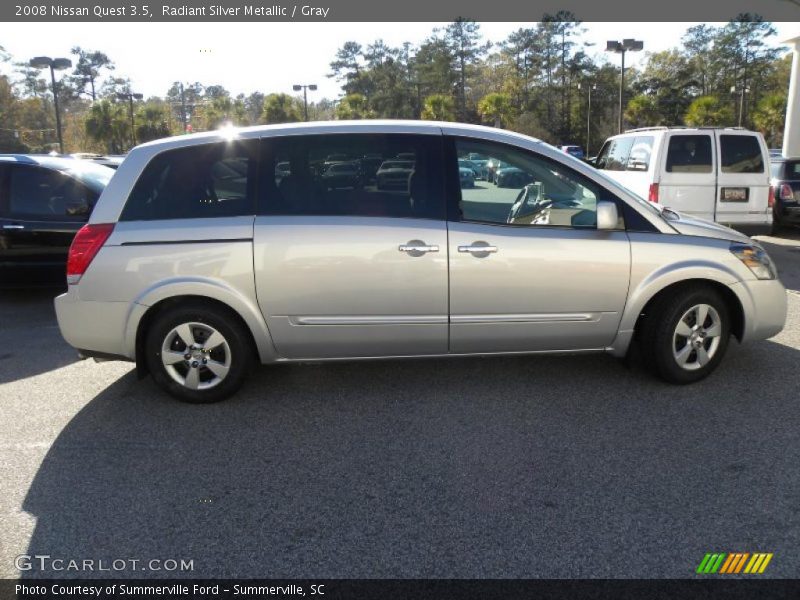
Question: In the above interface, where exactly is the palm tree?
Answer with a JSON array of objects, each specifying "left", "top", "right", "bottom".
[{"left": 85, "top": 100, "right": 128, "bottom": 153}]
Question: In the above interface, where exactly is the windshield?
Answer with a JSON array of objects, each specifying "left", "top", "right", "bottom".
[{"left": 59, "top": 161, "right": 114, "bottom": 194}]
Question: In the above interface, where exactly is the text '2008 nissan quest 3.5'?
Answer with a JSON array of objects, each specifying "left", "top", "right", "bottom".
[{"left": 55, "top": 121, "right": 787, "bottom": 403}]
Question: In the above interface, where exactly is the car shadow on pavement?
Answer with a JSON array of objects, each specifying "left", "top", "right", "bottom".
[
  {"left": 19, "top": 337, "right": 800, "bottom": 579},
  {"left": 0, "top": 287, "right": 74, "bottom": 384}
]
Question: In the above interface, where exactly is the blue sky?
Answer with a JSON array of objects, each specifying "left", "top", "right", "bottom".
[{"left": 2, "top": 22, "right": 798, "bottom": 100}]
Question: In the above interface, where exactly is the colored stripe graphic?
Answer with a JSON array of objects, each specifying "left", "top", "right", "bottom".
[{"left": 699, "top": 552, "right": 773, "bottom": 574}]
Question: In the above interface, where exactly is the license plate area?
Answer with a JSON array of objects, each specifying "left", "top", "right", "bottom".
[{"left": 720, "top": 187, "right": 749, "bottom": 202}]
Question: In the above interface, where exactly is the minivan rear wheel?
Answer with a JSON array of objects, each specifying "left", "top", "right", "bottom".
[
  {"left": 640, "top": 285, "right": 731, "bottom": 384},
  {"left": 145, "top": 304, "right": 252, "bottom": 403}
]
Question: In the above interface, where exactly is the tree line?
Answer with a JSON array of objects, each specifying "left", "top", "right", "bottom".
[{"left": 0, "top": 14, "right": 791, "bottom": 156}]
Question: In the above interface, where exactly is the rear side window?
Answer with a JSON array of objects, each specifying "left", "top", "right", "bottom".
[
  {"left": 259, "top": 133, "right": 444, "bottom": 220},
  {"left": 720, "top": 135, "right": 764, "bottom": 174},
  {"left": 626, "top": 136, "right": 654, "bottom": 171},
  {"left": 595, "top": 137, "right": 633, "bottom": 171},
  {"left": 8, "top": 166, "right": 96, "bottom": 220},
  {"left": 121, "top": 140, "right": 257, "bottom": 221},
  {"left": 666, "top": 135, "right": 712, "bottom": 173}
]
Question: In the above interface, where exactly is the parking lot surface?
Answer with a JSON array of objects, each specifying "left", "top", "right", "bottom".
[{"left": 1, "top": 231, "right": 799, "bottom": 579}]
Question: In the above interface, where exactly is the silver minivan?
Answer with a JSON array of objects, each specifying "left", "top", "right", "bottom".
[{"left": 55, "top": 121, "right": 787, "bottom": 402}]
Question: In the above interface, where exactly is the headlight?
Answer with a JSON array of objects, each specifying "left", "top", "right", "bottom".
[{"left": 730, "top": 243, "right": 776, "bottom": 280}]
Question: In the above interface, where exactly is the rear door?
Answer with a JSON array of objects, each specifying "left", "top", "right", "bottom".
[
  {"left": 0, "top": 163, "right": 93, "bottom": 286},
  {"left": 714, "top": 132, "right": 770, "bottom": 227},
  {"left": 252, "top": 132, "right": 449, "bottom": 359},
  {"left": 658, "top": 132, "right": 716, "bottom": 220}
]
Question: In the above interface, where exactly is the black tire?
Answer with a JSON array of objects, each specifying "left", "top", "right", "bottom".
[
  {"left": 145, "top": 302, "right": 252, "bottom": 403},
  {"left": 639, "top": 285, "right": 731, "bottom": 384}
]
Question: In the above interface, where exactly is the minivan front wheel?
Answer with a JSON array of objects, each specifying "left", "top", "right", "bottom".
[
  {"left": 641, "top": 286, "right": 731, "bottom": 384},
  {"left": 145, "top": 304, "right": 252, "bottom": 403}
]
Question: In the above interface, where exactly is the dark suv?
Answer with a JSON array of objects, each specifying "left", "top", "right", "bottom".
[
  {"left": 770, "top": 156, "right": 800, "bottom": 232},
  {"left": 0, "top": 155, "right": 114, "bottom": 287}
]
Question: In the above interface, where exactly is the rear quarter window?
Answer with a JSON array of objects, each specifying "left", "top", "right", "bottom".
[
  {"left": 121, "top": 140, "right": 257, "bottom": 221},
  {"left": 720, "top": 135, "right": 764, "bottom": 174}
]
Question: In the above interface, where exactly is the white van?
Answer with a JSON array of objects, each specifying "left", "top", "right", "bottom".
[{"left": 594, "top": 127, "right": 773, "bottom": 235}]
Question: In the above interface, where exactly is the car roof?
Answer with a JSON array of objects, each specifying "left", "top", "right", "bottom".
[
  {"left": 0, "top": 154, "right": 85, "bottom": 170},
  {"left": 133, "top": 120, "right": 543, "bottom": 152}
]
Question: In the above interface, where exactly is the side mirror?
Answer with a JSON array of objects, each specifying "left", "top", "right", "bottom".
[{"left": 596, "top": 201, "right": 619, "bottom": 230}]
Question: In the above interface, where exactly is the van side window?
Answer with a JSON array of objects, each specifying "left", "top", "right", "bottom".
[
  {"left": 720, "top": 135, "right": 764, "bottom": 174},
  {"left": 120, "top": 141, "right": 257, "bottom": 221},
  {"left": 596, "top": 138, "right": 633, "bottom": 171},
  {"left": 259, "top": 134, "right": 444, "bottom": 220},
  {"left": 666, "top": 135, "right": 712, "bottom": 173},
  {"left": 626, "top": 136, "right": 654, "bottom": 171}
]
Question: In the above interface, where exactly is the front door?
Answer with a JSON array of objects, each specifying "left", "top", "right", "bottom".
[
  {"left": 253, "top": 132, "right": 449, "bottom": 359},
  {"left": 445, "top": 136, "right": 631, "bottom": 354},
  {"left": 0, "top": 164, "right": 92, "bottom": 286}
]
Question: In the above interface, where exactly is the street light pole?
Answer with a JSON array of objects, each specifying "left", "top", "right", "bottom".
[
  {"left": 117, "top": 91, "right": 144, "bottom": 147},
  {"left": 578, "top": 82, "right": 596, "bottom": 156},
  {"left": 731, "top": 85, "right": 750, "bottom": 127},
  {"left": 606, "top": 39, "right": 643, "bottom": 134},
  {"left": 30, "top": 56, "right": 72, "bottom": 154},
  {"left": 292, "top": 84, "right": 318, "bottom": 121}
]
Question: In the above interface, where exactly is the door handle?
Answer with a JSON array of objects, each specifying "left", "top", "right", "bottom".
[
  {"left": 458, "top": 243, "right": 498, "bottom": 254},
  {"left": 399, "top": 241, "right": 439, "bottom": 256},
  {"left": 2, "top": 224, "right": 24, "bottom": 230}
]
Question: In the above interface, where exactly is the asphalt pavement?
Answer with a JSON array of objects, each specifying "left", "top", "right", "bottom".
[{"left": 0, "top": 230, "right": 799, "bottom": 579}]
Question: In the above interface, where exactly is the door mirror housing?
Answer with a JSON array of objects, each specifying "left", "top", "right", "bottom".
[{"left": 596, "top": 201, "right": 619, "bottom": 230}]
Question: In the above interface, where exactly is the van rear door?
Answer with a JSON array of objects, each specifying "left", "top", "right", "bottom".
[
  {"left": 714, "top": 132, "right": 770, "bottom": 229},
  {"left": 658, "top": 132, "right": 716, "bottom": 220}
]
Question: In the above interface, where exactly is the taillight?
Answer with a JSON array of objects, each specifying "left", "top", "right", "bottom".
[
  {"left": 648, "top": 183, "right": 659, "bottom": 203},
  {"left": 779, "top": 183, "right": 794, "bottom": 202},
  {"left": 66, "top": 223, "right": 114, "bottom": 284}
]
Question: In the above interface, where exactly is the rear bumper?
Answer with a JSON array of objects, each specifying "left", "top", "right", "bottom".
[
  {"left": 55, "top": 287, "right": 134, "bottom": 360},
  {"left": 730, "top": 278, "right": 788, "bottom": 343}
]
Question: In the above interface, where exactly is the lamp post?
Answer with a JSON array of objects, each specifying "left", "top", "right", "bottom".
[
  {"left": 292, "top": 84, "right": 317, "bottom": 121},
  {"left": 605, "top": 39, "right": 643, "bottom": 134},
  {"left": 29, "top": 56, "right": 72, "bottom": 154},
  {"left": 116, "top": 91, "right": 144, "bottom": 147},
  {"left": 577, "top": 82, "right": 597, "bottom": 156},
  {"left": 730, "top": 85, "right": 750, "bottom": 127}
]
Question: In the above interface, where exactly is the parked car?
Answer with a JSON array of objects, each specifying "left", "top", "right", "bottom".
[
  {"left": 495, "top": 166, "right": 534, "bottom": 188},
  {"left": 770, "top": 155, "right": 800, "bottom": 232},
  {"left": 54, "top": 121, "right": 786, "bottom": 403},
  {"left": 560, "top": 145, "right": 585, "bottom": 159},
  {"left": 375, "top": 159, "right": 414, "bottom": 191},
  {"left": 322, "top": 161, "right": 361, "bottom": 189},
  {"left": 593, "top": 127, "right": 773, "bottom": 235},
  {"left": 458, "top": 165, "right": 475, "bottom": 188},
  {"left": 0, "top": 155, "right": 114, "bottom": 287}
]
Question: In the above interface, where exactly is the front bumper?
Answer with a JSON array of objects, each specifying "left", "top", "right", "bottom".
[
  {"left": 730, "top": 278, "right": 788, "bottom": 343},
  {"left": 55, "top": 287, "right": 134, "bottom": 360}
]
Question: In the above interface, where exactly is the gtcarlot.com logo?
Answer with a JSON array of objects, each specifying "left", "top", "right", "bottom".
[
  {"left": 696, "top": 552, "right": 773, "bottom": 574},
  {"left": 15, "top": 554, "right": 194, "bottom": 573}
]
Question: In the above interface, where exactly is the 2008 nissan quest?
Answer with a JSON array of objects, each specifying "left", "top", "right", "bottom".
[{"left": 54, "top": 121, "right": 787, "bottom": 403}]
